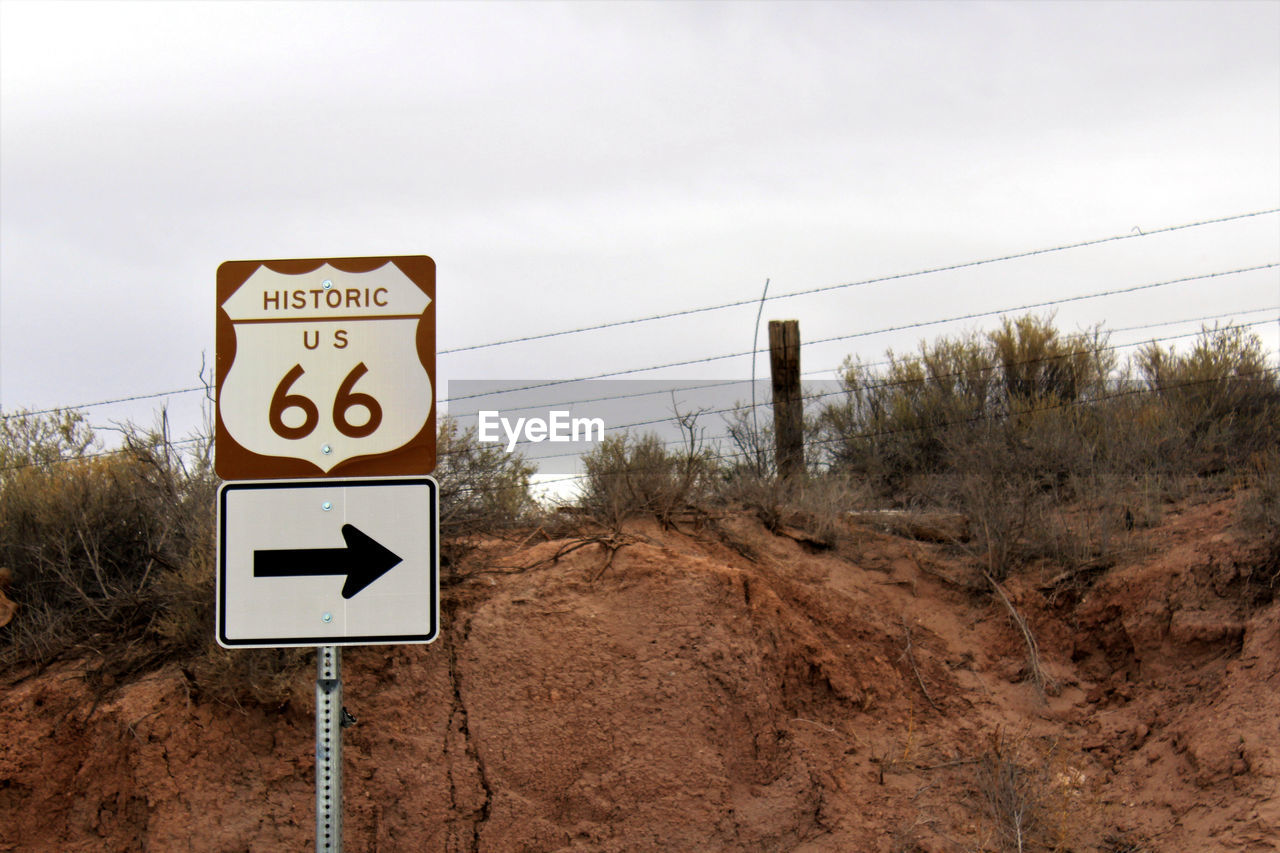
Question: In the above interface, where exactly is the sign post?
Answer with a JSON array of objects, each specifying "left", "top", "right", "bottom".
[
  {"left": 215, "top": 256, "right": 439, "bottom": 853},
  {"left": 316, "top": 646, "right": 342, "bottom": 853}
]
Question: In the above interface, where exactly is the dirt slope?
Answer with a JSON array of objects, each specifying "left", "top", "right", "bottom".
[{"left": 1, "top": 490, "right": 1276, "bottom": 852}]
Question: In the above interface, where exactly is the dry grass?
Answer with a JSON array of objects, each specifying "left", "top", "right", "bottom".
[{"left": 970, "top": 730, "right": 1093, "bottom": 852}]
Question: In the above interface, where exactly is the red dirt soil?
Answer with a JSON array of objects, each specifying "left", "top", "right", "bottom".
[{"left": 1, "top": 489, "right": 1276, "bottom": 852}]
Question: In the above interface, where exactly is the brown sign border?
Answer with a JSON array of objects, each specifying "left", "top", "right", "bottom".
[{"left": 215, "top": 255, "right": 436, "bottom": 480}]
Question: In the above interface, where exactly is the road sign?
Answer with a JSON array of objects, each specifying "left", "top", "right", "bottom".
[
  {"left": 216, "top": 256, "right": 435, "bottom": 480},
  {"left": 217, "top": 477, "right": 439, "bottom": 648}
]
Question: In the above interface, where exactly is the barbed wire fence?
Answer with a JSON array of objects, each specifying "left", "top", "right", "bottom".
[{"left": 1, "top": 208, "right": 1276, "bottom": 500}]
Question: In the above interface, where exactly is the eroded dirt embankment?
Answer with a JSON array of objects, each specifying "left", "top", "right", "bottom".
[{"left": 1, "top": 493, "right": 1276, "bottom": 852}]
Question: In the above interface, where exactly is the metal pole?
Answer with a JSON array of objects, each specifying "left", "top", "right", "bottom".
[
  {"left": 316, "top": 645, "right": 343, "bottom": 853},
  {"left": 750, "top": 277, "right": 771, "bottom": 476}
]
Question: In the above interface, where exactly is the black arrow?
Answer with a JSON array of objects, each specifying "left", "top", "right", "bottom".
[{"left": 253, "top": 524, "right": 403, "bottom": 599}]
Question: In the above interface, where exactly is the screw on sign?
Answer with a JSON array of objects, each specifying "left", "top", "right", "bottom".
[{"left": 215, "top": 256, "right": 436, "bottom": 479}]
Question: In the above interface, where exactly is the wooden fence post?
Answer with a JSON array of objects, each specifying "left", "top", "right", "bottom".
[{"left": 769, "top": 319, "right": 803, "bottom": 479}]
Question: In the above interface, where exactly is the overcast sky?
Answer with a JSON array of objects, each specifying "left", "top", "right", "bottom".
[{"left": 1, "top": 0, "right": 1277, "bottom": 461}]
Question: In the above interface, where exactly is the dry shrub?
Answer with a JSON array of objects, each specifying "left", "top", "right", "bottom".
[
  {"left": 717, "top": 469, "right": 870, "bottom": 547},
  {"left": 817, "top": 317, "right": 1278, "bottom": 581},
  {"left": 945, "top": 411, "right": 1137, "bottom": 578},
  {"left": 1035, "top": 471, "right": 1129, "bottom": 568},
  {"left": 1, "top": 456, "right": 154, "bottom": 662},
  {"left": 818, "top": 333, "right": 994, "bottom": 492},
  {"left": 0, "top": 411, "right": 216, "bottom": 676},
  {"left": 434, "top": 417, "right": 537, "bottom": 568},
  {"left": 988, "top": 315, "right": 1112, "bottom": 411},
  {"left": 818, "top": 314, "right": 1112, "bottom": 498},
  {"left": 579, "top": 431, "right": 715, "bottom": 527},
  {"left": 940, "top": 424, "right": 1043, "bottom": 578},
  {"left": 0, "top": 408, "right": 96, "bottom": 470},
  {"left": 970, "top": 730, "right": 1094, "bottom": 852},
  {"left": 721, "top": 401, "right": 775, "bottom": 480},
  {"left": 939, "top": 405, "right": 1101, "bottom": 578},
  {"left": 1243, "top": 448, "right": 1280, "bottom": 532},
  {"left": 1240, "top": 448, "right": 1280, "bottom": 601},
  {"left": 1136, "top": 324, "right": 1279, "bottom": 463}
]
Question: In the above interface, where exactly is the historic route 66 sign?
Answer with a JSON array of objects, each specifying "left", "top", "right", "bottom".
[{"left": 215, "top": 256, "right": 435, "bottom": 479}]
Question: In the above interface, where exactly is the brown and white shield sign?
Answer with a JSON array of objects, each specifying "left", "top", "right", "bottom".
[{"left": 215, "top": 256, "right": 435, "bottom": 480}]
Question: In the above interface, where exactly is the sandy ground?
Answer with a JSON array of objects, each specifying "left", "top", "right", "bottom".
[{"left": 1, "top": 488, "right": 1276, "bottom": 852}]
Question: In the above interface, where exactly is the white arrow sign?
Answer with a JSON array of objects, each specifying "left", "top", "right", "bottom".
[{"left": 217, "top": 477, "right": 439, "bottom": 648}]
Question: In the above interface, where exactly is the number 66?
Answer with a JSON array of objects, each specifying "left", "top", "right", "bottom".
[{"left": 269, "top": 363, "right": 383, "bottom": 440}]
